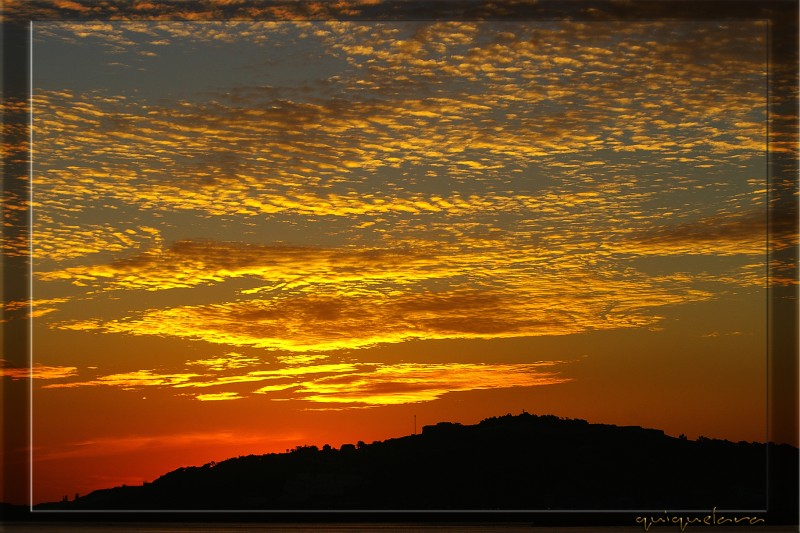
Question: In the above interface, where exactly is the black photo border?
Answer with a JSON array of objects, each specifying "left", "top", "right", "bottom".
[{"left": 2, "top": 1, "right": 797, "bottom": 530}]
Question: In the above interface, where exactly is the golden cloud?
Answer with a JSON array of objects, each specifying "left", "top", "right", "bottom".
[
  {"left": 25, "top": 19, "right": 772, "bottom": 316},
  {"left": 43, "top": 369, "right": 201, "bottom": 389},
  {"left": 37, "top": 358, "right": 570, "bottom": 407},
  {"left": 276, "top": 354, "right": 329, "bottom": 366},
  {"left": 195, "top": 392, "right": 243, "bottom": 401},
  {"left": 177, "top": 364, "right": 361, "bottom": 389},
  {"left": 54, "top": 275, "right": 710, "bottom": 352},
  {"left": 29, "top": 224, "right": 162, "bottom": 262},
  {"left": 4, "top": 297, "right": 69, "bottom": 312},
  {"left": 37, "top": 239, "right": 447, "bottom": 291},
  {"left": 28, "top": 18, "right": 767, "bottom": 235},
  {"left": 1, "top": 364, "right": 77, "bottom": 380},
  {"left": 22, "top": 18, "right": 784, "bottom": 362},
  {"left": 286, "top": 362, "right": 568, "bottom": 405},
  {"left": 186, "top": 352, "right": 261, "bottom": 371}
]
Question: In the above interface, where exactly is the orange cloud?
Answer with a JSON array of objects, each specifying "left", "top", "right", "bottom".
[
  {"left": 24, "top": 19, "right": 781, "bottom": 374},
  {"left": 36, "top": 358, "right": 570, "bottom": 407},
  {"left": 29, "top": 223, "right": 162, "bottom": 261},
  {"left": 54, "top": 277, "right": 710, "bottom": 352},
  {"left": 1, "top": 362, "right": 78, "bottom": 380},
  {"left": 4, "top": 297, "right": 69, "bottom": 312},
  {"left": 37, "top": 239, "right": 447, "bottom": 291},
  {"left": 29, "top": 18, "right": 767, "bottom": 234},
  {"left": 176, "top": 364, "right": 362, "bottom": 389},
  {"left": 186, "top": 352, "right": 261, "bottom": 371},
  {"left": 286, "top": 362, "right": 568, "bottom": 406},
  {"left": 43, "top": 370, "right": 201, "bottom": 389},
  {"left": 276, "top": 354, "right": 328, "bottom": 366},
  {"left": 195, "top": 392, "right": 243, "bottom": 401}
]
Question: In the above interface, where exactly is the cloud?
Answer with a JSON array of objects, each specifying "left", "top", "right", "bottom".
[
  {"left": 26, "top": 20, "right": 769, "bottom": 276},
  {"left": 23, "top": 18, "right": 781, "bottom": 363},
  {"left": 37, "top": 239, "right": 446, "bottom": 292},
  {"left": 29, "top": 18, "right": 766, "bottom": 231},
  {"left": 284, "top": 362, "right": 568, "bottom": 406},
  {"left": 766, "top": 259, "right": 800, "bottom": 287},
  {"left": 195, "top": 392, "right": 243, "bottom": 401},
  {"left": 39, "top": 358, "right": 570, "bottom": 407},
  {"left": 4, "top": 2, "right": 501, "bottom": 24},
  {"left": 43, "top": 369, "right": 201, "bottom": 389},
  {"left": 24, "top": 217, "right": 162, "bottom": 263},
  {"left": 612, "top": 209, "right": 796, "bottom": 257},
  {"left": 42, "top": 363, "right": 362, "bottom": 391},
  {"left": 1, "top": 362, "right": 78, "bottom": 380},
  {"left": 179, "top": 363, "right": 362, "bottom": 389},
  {"left": 54, "top": 278, "right": 710, "bottom": 352},
  {"left": 2, "top": 297, "right": 70, "bottom": 322},
  {"left": 25, "top": 20, "right": 771, "bottom": 317},
  {"left": 186, "top": 352, "right": 261, "bottom": 371},
  {"left": 276, "top": 354, "right": 329, "bottom": 365}
]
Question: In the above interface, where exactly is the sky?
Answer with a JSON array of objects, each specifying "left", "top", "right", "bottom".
[{"left": 0, "top": 2, "right": 793, "bottom": 507}]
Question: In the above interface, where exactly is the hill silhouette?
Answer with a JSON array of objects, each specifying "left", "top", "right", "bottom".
[{"left": 36, "top": 413, "right": 797, "bottom": 512}]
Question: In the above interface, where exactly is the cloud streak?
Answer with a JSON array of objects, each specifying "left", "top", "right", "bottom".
[
  {"left": 42, "top": 360, "right": 570, "bottom": 407},
  {"left": 43, "top": 369, "right": 201, "bottom": 389},
  {"left": 285, "top": 362, "right": 568, "bottom": 406},
  {"left": 1, "top": 362, "right": 78, "bottom": 380},
  {"left": 37, "top": 239, "right": 445, "bottom": 291},
  {"left": 614, "top": 210, "right": 769, "bottom": 257},
  {"left": 54, "top": 278, "right": 710, "bottom": 352}
]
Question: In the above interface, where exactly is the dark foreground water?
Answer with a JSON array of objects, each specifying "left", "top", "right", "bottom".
[
  {"left": 0, "top": 525, "right": 631, "bottom": 533},
  {"left": 0, "top": 524, "right": 669, "bottom": 533},
  {"left": 0, "top": 525, "right": 794, "bottom": 533}
]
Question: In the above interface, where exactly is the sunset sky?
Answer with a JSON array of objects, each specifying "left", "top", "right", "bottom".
[{"left": 1, "top": 1, "right": 794, "bottom": 507}]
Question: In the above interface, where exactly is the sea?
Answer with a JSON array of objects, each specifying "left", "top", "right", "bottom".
[{"left": 0, "top": 524, "right": 794, "bottom": 533}]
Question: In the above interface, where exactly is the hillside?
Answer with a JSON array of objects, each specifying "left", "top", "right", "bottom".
[{"left": 36, "top": 413, "right": 797, "bottom": 511}]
